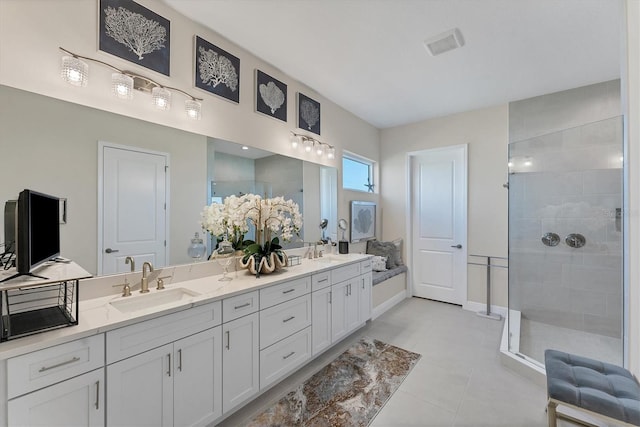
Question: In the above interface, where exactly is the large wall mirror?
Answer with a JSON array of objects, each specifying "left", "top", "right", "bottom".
[{"left": 0, "top": 85, "right": 337, "bottom": 277}]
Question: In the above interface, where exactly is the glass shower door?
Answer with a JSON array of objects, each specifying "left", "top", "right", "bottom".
[{"left": 507, "top": 116, "right": 624, "bottom": 367}]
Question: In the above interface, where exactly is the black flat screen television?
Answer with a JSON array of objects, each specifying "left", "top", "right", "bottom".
[{"left": 16, "top": 189, "right": 60, "bottom": 275}]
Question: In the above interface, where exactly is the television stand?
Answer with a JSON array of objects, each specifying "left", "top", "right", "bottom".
[
  {"left": 0, "top": 261, "right": 91, "bottom": 341},
  {"left": 0, "top": 271, "right": 48, "bottom": 283}
]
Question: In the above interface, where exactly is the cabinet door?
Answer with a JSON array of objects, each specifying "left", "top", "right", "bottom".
[
  {"left": 8, "top": 368, "right": 104, "bottom": 427},
  {"left": 330, "top": 281, "right": 348, "bottom": 343},
  {"left": 174, "top": 326, "right": 222, "bottom": 427},
  {"left": 107, "top": 344, "right": 173, "bottom": 427},
  {"left": 311, "top": 287, "right": 332, "bottom": 356},
  {"left": 345, "top": 279, "right": 361, "bottom": 333},
  {"left": 359, "top": 272, "right": 372, "bottom": 323},
  {"left": 222, "top": 312, "right": 259, "bottom": 414}
]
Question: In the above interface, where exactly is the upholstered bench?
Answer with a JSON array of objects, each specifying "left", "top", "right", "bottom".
[
  {"left": 545, "top": 349, "right": 640, "bottom": 427},
  {"left": 372, "top": 264, "right": 408, "bottom": 286}
]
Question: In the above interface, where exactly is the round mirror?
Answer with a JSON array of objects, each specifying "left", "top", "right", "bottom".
[{"left": 338, "top": 219, "right": 348, "bottom": 241}]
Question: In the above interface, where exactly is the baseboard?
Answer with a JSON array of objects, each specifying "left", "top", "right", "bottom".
[
  {"left": 463, "top": 300, "right": 508, "bottom": 318},
  {"left": 372, "top": 289, "right": 407, "bottom": 320}
]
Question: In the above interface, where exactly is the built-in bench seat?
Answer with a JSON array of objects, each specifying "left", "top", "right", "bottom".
[{"left": 372, "top": 265, "right": 408, "bottom": 286}]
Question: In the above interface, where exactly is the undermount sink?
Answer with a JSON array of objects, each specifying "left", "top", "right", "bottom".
[{"left": 109, "top": 287, "right": 200, "bottom": 314}]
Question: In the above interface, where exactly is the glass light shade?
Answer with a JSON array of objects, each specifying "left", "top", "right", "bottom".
[
  {"left": 315, "top": 143, "right": 324, "bottom": 156},
  {"left": 111, "top": 73, "right": 133, "bottom": 100},
  {"left": 290, "top": 134, "right": 301, "bottom": 149},
  {"left": 303, "top": 138, "right": 313, "bottom": 153},
  {"left": 327, "top": 147, "right": 336, "bottom": 159},
  {"left": 61, "top": 56, "right": 88, "bottom": 87},
  {"left": 185, "top": 99, "right": 201, "bottom": 120},
  {"left": 152, "top": 86, "right": 171, "bottom": 110}
]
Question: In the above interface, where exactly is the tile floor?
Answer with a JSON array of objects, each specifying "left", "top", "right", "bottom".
[
  {"left": 216, "top": 297, "right": 601, "bottom": 427},
  {"left": 519, "top": 318, "right": 623, "bottom": 367}
]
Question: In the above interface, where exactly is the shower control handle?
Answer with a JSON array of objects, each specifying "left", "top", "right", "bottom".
[
  {"left": 451, "top": 244, "right": 462, "bottom": 249},
  {"left": 541, "top": 232, "right": 560, "bottom": 247},
  {"left": 565, "top": 233, "right": 586, "bottom": 249}
]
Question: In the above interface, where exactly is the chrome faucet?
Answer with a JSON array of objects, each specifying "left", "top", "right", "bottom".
[
  {"left": 140, "top": 261, "right": 154, "bottom": 293},
  {"left": 125, "top": 256, "right": 135, "bottom": 272}
]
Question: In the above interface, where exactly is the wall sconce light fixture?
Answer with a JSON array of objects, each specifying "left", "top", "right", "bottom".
[
  {"left": 290, "top": 131, "right": 335, "bottom": 159},
  {"left": 59, "top": 47, "right": 202, "bottom": 120}
]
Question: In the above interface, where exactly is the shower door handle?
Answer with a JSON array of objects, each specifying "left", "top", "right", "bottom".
[{"left": 451, "top": 244, "right": 462, "bottom": 249}]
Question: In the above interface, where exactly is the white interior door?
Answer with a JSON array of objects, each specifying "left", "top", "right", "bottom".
[
  {"left": 100, "top": 143, "right": 168, "bottom": 275},
  {"left": 411, "top": 145, "right": 467, "bottom": 305}
]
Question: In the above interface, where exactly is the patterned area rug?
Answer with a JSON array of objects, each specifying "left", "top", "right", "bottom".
[{"left": 247, "top": 337, "right": 421, "bottom": 426}]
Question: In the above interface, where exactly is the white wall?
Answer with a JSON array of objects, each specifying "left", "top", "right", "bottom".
[
  {"left": 0, "top": 1, "right": 379, "bottom": 170},
  {"left": 380, "top": 105, "right": 509, "bottom": 306}
]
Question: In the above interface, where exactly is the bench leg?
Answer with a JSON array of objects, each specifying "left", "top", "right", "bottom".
[{"left": 547, "top": 399, "right": 558, "bottom": 427}]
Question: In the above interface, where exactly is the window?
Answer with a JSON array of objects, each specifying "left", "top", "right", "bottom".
[{"left": 342, "top": 153, "right": 375, "bottom": 192}]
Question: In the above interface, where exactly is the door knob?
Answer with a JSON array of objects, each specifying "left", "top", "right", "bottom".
[
  {"left": 105, "top": 248, "right": 119, "bottom": 253},
  {"left": 451, "top": 244, "right": 462, "bottom": 249}
]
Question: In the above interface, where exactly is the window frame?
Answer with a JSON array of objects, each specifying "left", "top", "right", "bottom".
[{"left": 342, "top": 151, "right": 375, "bottom": 193}]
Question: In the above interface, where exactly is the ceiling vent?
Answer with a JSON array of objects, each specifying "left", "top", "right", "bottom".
[{"left": 423, "top": 28, "right": 465, "bottom": 56}]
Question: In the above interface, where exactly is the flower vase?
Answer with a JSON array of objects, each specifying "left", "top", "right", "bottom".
[{"left": 240, "top": 252, "right": 288, "bottom": 276}]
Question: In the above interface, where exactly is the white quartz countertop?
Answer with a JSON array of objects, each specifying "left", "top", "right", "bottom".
[{"left": 0, "top": 253, "right": 371, "bottom": 360}]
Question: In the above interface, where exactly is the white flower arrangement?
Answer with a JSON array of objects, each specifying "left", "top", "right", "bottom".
[
  {"left": 201, "top": 193, "right": 302, "bottom": 251},
  {"left": 201, "top": 194, "right": 302, "bottom": 277}
]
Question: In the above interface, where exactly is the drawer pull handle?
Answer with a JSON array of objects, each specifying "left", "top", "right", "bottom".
[
  {"left": 95, "top": 380, "right": 100, "bottom": 410},
  {"left": 318, "top": 278, "right": 328, "bottom": 283},
  {"left": 234, "top": 302, "right": 251, "bottom": 309},
  {"left": 282, "top": 289, "right": 295, "bottom": 294},
  {"left": 283, "top": 316, "right": 295, "bottom": 323},
  {"left": 39, "top": 356, "right": 80, "bottom": 372},
  {"left": 283, "top": 351, "right": 295, "bottom": 360}
]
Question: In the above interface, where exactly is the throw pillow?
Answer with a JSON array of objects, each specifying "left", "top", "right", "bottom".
[
  {"left": 371, "top": 256, "right": 387, "bottom": 271},
  {"left": 366, "top": 240, "right": 397, "bottom": 269},
  {"left": 392, "top": 238, "right": 404, "bottom": 266}
]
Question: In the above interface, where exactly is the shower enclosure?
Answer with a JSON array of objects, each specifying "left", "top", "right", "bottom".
[{"left": 507, "top": 116, "right": 624, "bottom": 367}]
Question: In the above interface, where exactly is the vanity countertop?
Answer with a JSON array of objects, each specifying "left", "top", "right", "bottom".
[{"left": 0, "top": 253, "right": 371, "bottom": 360}]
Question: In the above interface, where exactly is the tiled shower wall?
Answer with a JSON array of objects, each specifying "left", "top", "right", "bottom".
[
  {"left": 508, "top": 80, "right": 623, "bottom": 340},
  {"left": 509, "top": 117, "right": 623, "bottom": 337}
]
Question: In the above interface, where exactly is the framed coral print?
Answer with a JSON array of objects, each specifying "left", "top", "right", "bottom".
[
  {"left": 195, "top": 36, "right": 240, "bottom": 103},
  {"left": 256, "top": 70, "right": 287, "bottom": 122},
  {"left": 350, "top": 201, "right": 376, "bottom": 243},
  {"left": 99, "top": 0, "right": 170, "bottom": 76},
  {"left": 297, "top": 93, "right": 320, "bottom": 135}
]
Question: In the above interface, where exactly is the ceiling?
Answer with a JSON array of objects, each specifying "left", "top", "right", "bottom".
[{"left": 163, "top": 0, "right": 623, "bottom": 129}]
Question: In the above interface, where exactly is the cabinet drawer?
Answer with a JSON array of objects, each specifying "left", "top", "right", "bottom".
[
  {"left": 223, "top": 290, "right": 259, "bottom": 323},
  {"left": 311, "top": 271, "right": 331, "bottom": 291},
  {"left": 8, "top": 334, "right": 104, "bottom": 398},
  {"left": 260, "top": 294, "right": 311, "bottom": 349},
  {"left": 106, "top": 301, "right": 221, "bottom": 364},
  {"left": 360, "top": 258, "right": 373, "bottom": 274},
  {"left": 260, "top": 326, "right": 311, "bottom": 390},
  {"left": 331, "top": 262, "right": 361, "bottom": 284},
  {"left": 260, "top": 276, "right": 310, "bottom": 309}
]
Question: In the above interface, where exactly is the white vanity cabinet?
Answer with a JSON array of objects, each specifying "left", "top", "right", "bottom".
[
  {"left": 312, "top": 259, "right": 373, "bottom": 356},
  {"left": 8, "top": 368, "right": 105, "bottom": 427},
  {"left": 221, "top": 291, "right": 260, "bottom": 414},
  {"left": 258, "top": 276, "right": 312, "bottom": 390},
  {"left": 6, "top": 334, "right": 105, "bottom": 427},
  {"left": 106, "top": 301, "right": 223, "bottom": 427},
  {"left": 359, "top": 260, "right": 373, "bottom": 324}
]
